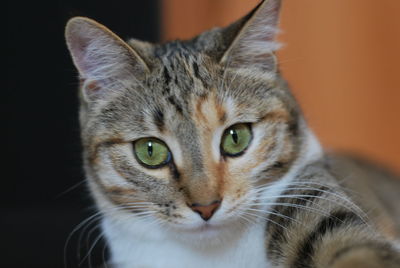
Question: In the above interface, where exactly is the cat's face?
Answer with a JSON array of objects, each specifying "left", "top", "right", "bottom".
[
  {"left": 66, "top": 0, "right": 301, "bottom": 238},
  {"left": 84, "top": 57, "right": 299, "bottom": 232}
]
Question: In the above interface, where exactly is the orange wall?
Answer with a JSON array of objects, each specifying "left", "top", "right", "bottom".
[{"left": 162, "top": 0, "right": 400, "bottom": 173}]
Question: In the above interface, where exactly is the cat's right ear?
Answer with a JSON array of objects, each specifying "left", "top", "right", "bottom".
[
  {"left": 65, "top": 17, "right": 149, "bottom": 101},
  {"left": 218, "top": 0, "right": 281, "bottom": 72}
]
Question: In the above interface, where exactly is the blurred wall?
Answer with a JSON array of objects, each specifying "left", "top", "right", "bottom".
[
  {"left": 162, "top": 0, "right": 400, "bottom": 173},
  {"left": 5, "top": 1, "right": 160, "bottom": 267}
]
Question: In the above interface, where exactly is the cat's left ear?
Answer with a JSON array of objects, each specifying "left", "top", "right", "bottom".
[
  {"left": 65, "top": 17, "right": 149, "bottom": 101},
  {"left": 220, "top": 0, "right": 281, "bottom": 72}
]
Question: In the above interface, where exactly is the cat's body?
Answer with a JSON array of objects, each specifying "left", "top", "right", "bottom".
[{"left": 65, "top": 0, "right": 400, "bottom": 267}]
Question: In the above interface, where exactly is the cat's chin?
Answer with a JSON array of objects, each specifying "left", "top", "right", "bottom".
[
  {"left": 167, "top": 220, "right": 249, "bottom": 247},
  {"left": 181, "top": 222, "right": 224, "bottom": 235}
]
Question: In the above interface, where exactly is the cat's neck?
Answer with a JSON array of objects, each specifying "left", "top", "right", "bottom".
[{"left": 103, "top": 216, "right": 270, "bottom": 268}]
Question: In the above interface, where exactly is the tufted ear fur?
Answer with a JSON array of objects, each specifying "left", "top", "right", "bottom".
[
  {"left": 220, "top": 0, "right": 281, "bottom": 72},
  {"left": 65, "top": 17, "right": 149, "bottom": 101}
]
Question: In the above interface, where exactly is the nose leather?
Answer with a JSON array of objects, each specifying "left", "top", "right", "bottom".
[{"left": 190, "top": 200, "right": 221, "bottom": 221}]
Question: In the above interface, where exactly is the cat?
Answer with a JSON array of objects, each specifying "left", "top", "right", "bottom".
[{"left": 65, "top": 0, "right": 400, "bottom": 267}]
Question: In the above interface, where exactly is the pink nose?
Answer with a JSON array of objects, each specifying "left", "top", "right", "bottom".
[{"left": 190, "top": 200, "right": 221, "bottom": 221}]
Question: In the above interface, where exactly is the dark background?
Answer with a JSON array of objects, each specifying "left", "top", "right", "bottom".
[{"left": 5, "top": 1, "right": 160, "bottom": 267}]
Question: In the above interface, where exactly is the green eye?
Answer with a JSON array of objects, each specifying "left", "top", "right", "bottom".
[
  {"left": 221, "top": 123, "right": 252, "bottom": 156},
  {"left": 134, "top": 138, "right": 171, "bottom": 168}
]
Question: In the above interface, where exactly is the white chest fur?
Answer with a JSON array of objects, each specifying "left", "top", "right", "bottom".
[{"left": 103, "top": 218, "right": 270, "bottom": 268}]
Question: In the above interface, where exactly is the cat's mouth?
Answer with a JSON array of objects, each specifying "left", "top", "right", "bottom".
[
  {"left": 193, "top": 222, "right": 220, "bottom": 231},
  {"left": 180, "top": 222, "right": 227, "bottom": 238},
  {"left": 171, "top": 217, "right": 246, "bottom": 243}
]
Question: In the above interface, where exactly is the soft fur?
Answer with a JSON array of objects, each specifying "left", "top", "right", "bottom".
[{"left": 65, "top": 0, "right": 400, "bottom": 267}]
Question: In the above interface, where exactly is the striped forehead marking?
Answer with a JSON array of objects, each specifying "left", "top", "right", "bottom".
[{"left": 193, "top": 91, "right": 226, "bottom": 126}]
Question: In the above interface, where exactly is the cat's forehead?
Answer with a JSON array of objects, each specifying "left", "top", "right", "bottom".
[
  {"left": 147, "top": 42, "right": 277, "bottom": 104},
  {"left": 152, "top": 43, "right": 217, "bottom": 93},
  {"left": 127, "top": 44, "right": 221, "bottom": 117},
  {"left": 105, "top": 47, "right": 285, "bottom": 126}
]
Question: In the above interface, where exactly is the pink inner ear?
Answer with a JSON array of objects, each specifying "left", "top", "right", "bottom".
[
  {"left": 66, "top": 27, "right": 95, "bottom": 76},
  {"left": 66, "top": 18, "right": 149, "bottom": 81},
  {"left": 219, "top": 0, "right": 281, "bottom": 71},
  {"left": 85, "top": 80, "right": 101, "bottom": 93}
]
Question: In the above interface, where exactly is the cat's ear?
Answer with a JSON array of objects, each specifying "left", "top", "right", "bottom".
[
  {"left": 219, "top": 0, "right": 281, "bottom": 72},
  {"left": 65, "top": 17, "right": 149, "bottom": 101}
]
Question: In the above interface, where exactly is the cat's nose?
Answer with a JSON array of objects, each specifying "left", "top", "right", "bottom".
[{"left": 189, "top": 200, "right": 222, "bottom": 221}]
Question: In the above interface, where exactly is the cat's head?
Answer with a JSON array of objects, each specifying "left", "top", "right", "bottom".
[{"left": 65, "top": 0, "right": 311, "bottom": 241}]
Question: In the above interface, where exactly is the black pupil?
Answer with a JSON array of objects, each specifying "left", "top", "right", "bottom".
[
  {"left": 230, "top": 129, "right": 238, "bottom": 144},
  {"left": 147, "top": 141, "right": 153, "bottom": 157}
]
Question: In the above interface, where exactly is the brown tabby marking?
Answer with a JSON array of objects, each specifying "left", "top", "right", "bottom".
[{"left": 64, "top": 0, "right": 400, "bottom": 267}]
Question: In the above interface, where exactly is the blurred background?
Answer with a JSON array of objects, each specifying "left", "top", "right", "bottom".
[
  {"left": 5, "top": 0, "right": 399, "bottom": 267},
  {"left": 163, "top": 0, "right": 400, "bottom": 173}
]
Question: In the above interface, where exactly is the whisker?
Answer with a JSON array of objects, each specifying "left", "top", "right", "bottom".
[
  {"left": 239, "top": 210, "right": 288, "bottom": 230},
  {"left": 79, "top": 231, "right": 105, "bottom": 267},
  {"left": 64, "top": 211, "right": 104, "bottom": 268},
  {"left": 252, "top": 183, "right": 368, "bottom": 220},
  {"left": 244, "top": 207, "right": 302, "bottom": 226},
  {"left": 285, "top": 181, "right": 363, "bottom": 199},
  {"left": 84, "top": 224, "right": 102, "bottom": 262},
  {"left": 78, "top": 216, "right": 103, "bottom": 261},
  {"left": 65, "top": 203, "right": 161, "bottom": 268},
  {"left": 237, "top": 213, "right": 256, "bottom": 227},
  {"left": 252, "top": 202, "right": 332, "bottom": 218},
  {"left": 257, "top": 193, "right": 363, "bottom": 215},
  {"left": 56, "top": 179, "right": 86, "bottom": 198},
  {"left": 102, "top": 242, "right": 109, "bottom": 268}
]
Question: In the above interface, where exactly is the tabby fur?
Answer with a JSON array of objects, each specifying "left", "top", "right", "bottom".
[{"left": 65, "top": 0, "right": 400, "bottom": 267}]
